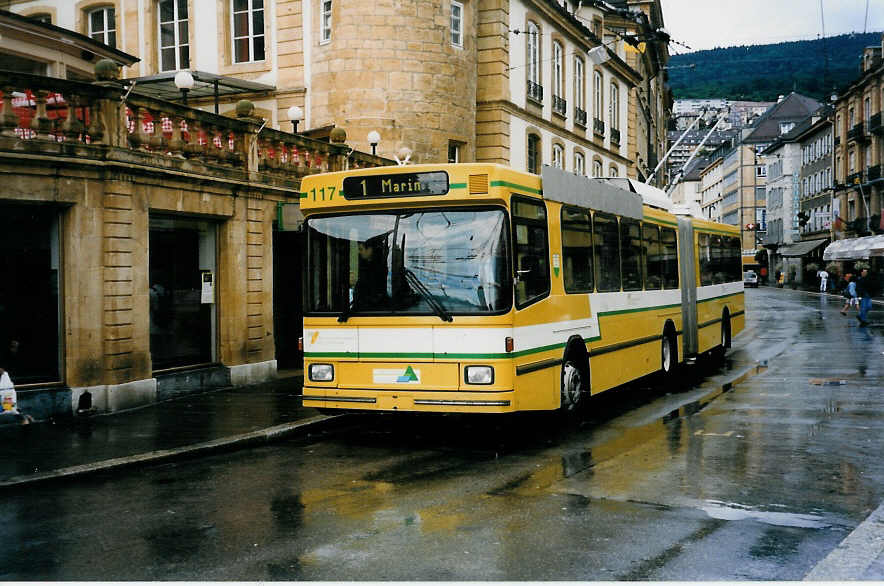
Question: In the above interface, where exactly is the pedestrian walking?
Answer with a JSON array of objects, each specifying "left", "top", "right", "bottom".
[
  {"left": 817, "top": 268, "right": 829, "bottom": 292},
  {"left": 840, "top": 273, "right": 858, "bottom": 315},
  {"left": 855, "top": 268, "right": 880, "bottom": 326}
]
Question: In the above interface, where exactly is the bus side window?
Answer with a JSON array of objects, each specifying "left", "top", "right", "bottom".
[
  {"left": 729, "top": 237, "right": 742, "bottom": 281},
  {"left": 698, "top": 232, "right": 712, "bottom": 286},
  {"left": 661, "top": 227, "right": 679, "bottom": 289},
  {"left": 621, "top": 218, "right": 642, "bottom": 291},
  {"left": 710, "top": 235, "right": 724, "bottom": 284},
  {"left": 561, "top": 206, "right": 593, "bottom": 293},
  {"left": 593, "top": 212, "right": 621, "bottom": 292},
  {"left": 643, "top": 223, "right": 662, "bottom": 289},
  {"left": 512, "top": 197, "right": 550, "bottom": 307}
]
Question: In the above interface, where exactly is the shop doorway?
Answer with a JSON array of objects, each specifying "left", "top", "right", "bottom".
[
  {"left": 0, "top": 204, "right": 61, "bottom": 385},
  {"left": 272, "top": 229, "right": 304, "bottom": 369},
  {"left": 149, "top": 216, "right": 217, "bottom": 371}
]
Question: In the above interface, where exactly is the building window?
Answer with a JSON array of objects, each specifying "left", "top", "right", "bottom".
[
  {"left": 29, "top": 13, "right": 52, "bottom": 23},
  {"left": 552, "top": 143, "right": 564, "bottom": 169},
  {"left": 574, "top": 152, "right": 585, "bottom": 175},
  {"left": 592, "top": 159, "right": 602, "bottom": 177},
  {"left": 526, "top": 21, "right": 541, "bottom": 102},
  {"left": 88, "top": 6, "right": 116, "bottom": 48},
  {"left": 232, "top": 0, "right": 265, "bottom": 63},
  {"left": 609, "top": 82, "right": 619, "bottom": 130},
  {"left": 450, "top": 1, "right": 463, "bottom": 47},
  {"left": 574, "top": 56, "right": 585, "bottom": 125},
  {"left": 553, "top": 41, "right": 563, "bottom": 99},
  {"left": 159, "top": 0, "right": 189, "bottom": 71},
  {"left": 527, "top": 133, "right": 540, "bottom": 174},
  {"left": 756, "top": 165, "right": 766, "bottom": 177},
  {"left": 321, "top": 0, "right": 332, "bottom": 43},
  {"left": 609, "top": 165, "right": 618, "bottom": 177},
  {"left": 448, "top": 140, "right": 462, "bottom": 163},
  {"left": 593, "top": 71, "right": 603, "bottom": 122}
]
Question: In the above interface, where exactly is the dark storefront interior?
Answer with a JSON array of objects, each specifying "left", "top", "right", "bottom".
[
  {"left": 0, "top": 204, "right": 60, "bottom": 385},
  {"left": 149, "top": 216, "right": 216, "bottom": 371},
  {"left": 273, "top": 229, "right": 304, "bottom": 369}
]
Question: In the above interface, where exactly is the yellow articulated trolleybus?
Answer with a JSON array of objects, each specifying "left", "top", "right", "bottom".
[{"left": 299, "top": 163, "right": 744, "bottom": 414}]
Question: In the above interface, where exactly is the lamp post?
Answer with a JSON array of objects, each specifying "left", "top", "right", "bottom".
[
  {"left": 367, "top": 130, "right": 380, "bottom": 156},
  {"left": 174, "top": 70, "right": 194, "bottom": 106},
  {"left": 287, "top": 105, "right": 303, "bottom": 133}
]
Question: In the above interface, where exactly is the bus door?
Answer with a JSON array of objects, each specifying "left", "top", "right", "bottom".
[{"left": 676, "top": 216, "right": 698, "bottom": 359}]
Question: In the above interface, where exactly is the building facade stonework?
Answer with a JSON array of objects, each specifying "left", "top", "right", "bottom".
[{"left": 8, "top": 0, "right": 669, "bottom": 174}]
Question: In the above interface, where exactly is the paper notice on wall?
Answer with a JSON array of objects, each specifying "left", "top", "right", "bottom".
[{"left": 201, "top": 271, "right": 215, "bottom": 304}]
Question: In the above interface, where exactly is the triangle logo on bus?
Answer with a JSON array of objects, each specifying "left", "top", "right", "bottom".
[{"left": 397, "top": 366, "right": 419, "bottom": 383}]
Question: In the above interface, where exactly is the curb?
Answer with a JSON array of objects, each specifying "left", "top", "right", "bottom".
[
  {"left": 0, "top": 413, "right": 347, "bottom": 490},
  {"left": 804, "top": 501, "right": 884, "bottom": 580}
]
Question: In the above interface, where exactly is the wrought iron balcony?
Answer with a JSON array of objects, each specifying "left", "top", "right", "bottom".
[
  {"left": 847, "top": 123, "right": 869, "bottom": 143},
  {"left": 593, "top": 117, "right": 605, "bottom": 137},
  {"left": 610, "top": 127, "right": 621, "bottom": 145},
  {"left": 553, "top": 95, "right": 567, "bottom": 117},
  {"left": 526, "top": 80, "right": 543, "bottom": 104},
  {"left": 575, "top": 107, "right": 587, "bottom": 127}
]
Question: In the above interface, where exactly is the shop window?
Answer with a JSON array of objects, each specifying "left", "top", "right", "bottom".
[
  {"left": 0, "top": 205, "right": 61, "bottom": 385},
  {"left": 149, "top": 216, "right": 217, "bottom": 370}
]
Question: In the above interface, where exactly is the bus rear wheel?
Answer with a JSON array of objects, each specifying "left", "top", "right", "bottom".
[
  {"left": 712, "top": 312, "right": 731, "bottom": 361},
  {"left": 561, "top": 360, "right": 587, "bottom": 411},
  {"left": 660, "top": 332, "right": 678, "bottom": 386}
]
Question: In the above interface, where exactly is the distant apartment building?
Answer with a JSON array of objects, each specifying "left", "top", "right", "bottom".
[
  {"left": 665, "top": 127, "right": 738, "bottom": 186},
  {"left": 700, "top": 154, "right": 724, "bottom": 222},
  {"left": 731, "top": 92, "right": 822, "bottom": 250},
  {"left": 668, "top": 156, "right": 704, "bottom": 216},
  {"left": 833, "top": 38, "right": 884, "bottom": 242}
]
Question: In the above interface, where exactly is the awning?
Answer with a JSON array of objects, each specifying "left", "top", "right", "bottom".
[
  {"left": 778, "top": 239, "right": 828, "bottom": 258},
  {"left": 823, "top": 234, "right": 884, "bottom": 260},
  {"left": 124, "top": 71, "right": 275, "bottom": 112}
]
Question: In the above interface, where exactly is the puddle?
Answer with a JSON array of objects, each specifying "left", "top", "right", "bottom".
[{"left": 699, "top": 500, "right": 831, "bottom": 529}]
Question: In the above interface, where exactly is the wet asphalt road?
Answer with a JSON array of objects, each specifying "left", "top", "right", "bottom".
[{"left": 2, "top": 288, "right": 883, "bottom": 580}]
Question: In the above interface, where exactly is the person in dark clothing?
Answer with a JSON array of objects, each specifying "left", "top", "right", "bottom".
[{"left": 856, "top": 268, "right": 880, "bottom": 326}]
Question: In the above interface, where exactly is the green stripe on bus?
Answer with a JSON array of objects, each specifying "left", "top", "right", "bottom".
[
  {"left": 299, "top": 192, "right": 308, "bottom": 199},
  {"left": 490, "top": 180, "right": 542, "bottom": 195},
  {"left": 449, "top": 183, "right": 467, "bottom": 189}
]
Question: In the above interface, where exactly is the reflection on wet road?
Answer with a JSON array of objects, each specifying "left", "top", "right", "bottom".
[{"left": 1, "top": 288, "right": 882, "bottom": 580}]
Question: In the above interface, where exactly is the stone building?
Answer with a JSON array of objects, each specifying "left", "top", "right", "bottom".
[
  {"left": 0, "top": 22, "right": 385, "bottom": 419},
  {"left": 7, "top": 0, "right": 670, "bottom": 176},
  {"left": 699, "top": 154, "right": 723, "bottom": 222}
]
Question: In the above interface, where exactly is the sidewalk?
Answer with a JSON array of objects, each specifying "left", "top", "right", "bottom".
[{"left": 0, "top": 371, "right": 340, "bottom": 488}]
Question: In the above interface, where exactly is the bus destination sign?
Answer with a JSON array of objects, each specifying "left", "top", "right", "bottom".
[{"left": 342, "top": 171, "right": 449, "bottom": 199}]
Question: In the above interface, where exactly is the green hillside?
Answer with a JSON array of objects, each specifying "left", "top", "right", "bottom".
[{"left": 668, "top": 32, "right": 882, "bottom": 102}]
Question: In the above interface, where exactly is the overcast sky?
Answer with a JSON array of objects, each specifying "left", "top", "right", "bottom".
[{"left": 660, "top": 0, "right": 884, "bottom": 53}]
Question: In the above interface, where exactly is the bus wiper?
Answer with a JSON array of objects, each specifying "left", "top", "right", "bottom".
[{"left": 403, "top": 268, "right": 453, "bottom": 322}]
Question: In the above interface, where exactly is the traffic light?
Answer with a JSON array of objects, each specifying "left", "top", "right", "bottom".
[
  {"left": 745, "top": 223, "right": 756, "bottom": 230},
  {"left": 797, "top": 211, "right": 811, "bottom": 227}
]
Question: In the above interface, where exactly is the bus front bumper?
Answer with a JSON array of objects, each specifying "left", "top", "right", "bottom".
[{"left": 302, "top": 387, "right": 517, "bottom": 413}]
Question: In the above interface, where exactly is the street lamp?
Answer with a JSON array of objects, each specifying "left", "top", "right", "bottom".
[
  {"left": 174, "top": 70, "right": 194, "bottom": 106},
  {"left": 287, "top": 105, "right": 303, "bottom": 133},
  {"left": 587, "top": 45, "right": 610, "bottom": 65},
  {"left": 367, "top": 130, "right": 380, "bottom": 156}
]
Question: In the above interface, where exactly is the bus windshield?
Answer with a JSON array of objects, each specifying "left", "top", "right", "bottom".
[{"left": 306, "top": 208, "right": 511, "bottom": 316}]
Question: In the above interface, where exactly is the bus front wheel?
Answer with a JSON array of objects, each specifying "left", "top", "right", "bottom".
[{"left": 561, "top": 360, "right": 587, "bottom": 411}]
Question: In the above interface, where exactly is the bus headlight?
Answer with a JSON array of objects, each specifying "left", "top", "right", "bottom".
[
  {"left": 309, "top": 363, "right": 334, "bottom": 382},
  {"left": 465, "top": 365, "right": 494, "bottom": 385}
]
